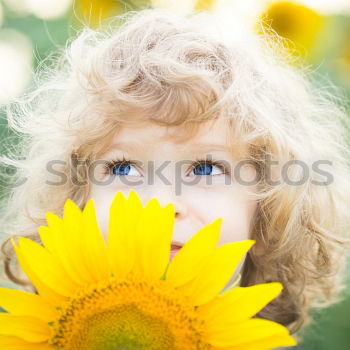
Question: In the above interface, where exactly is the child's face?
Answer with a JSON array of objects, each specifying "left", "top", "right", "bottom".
[{"left": 89, "top": 118, "right": 258, "bottom": 285}]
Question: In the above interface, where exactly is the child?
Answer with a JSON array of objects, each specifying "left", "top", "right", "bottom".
[{"left": 1, "top": 7, "right": 350, "bottom": 343}]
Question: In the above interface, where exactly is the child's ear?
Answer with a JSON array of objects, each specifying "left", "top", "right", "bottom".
[{"left": 250, "top": 241, "right": 265, "bottom": 257}]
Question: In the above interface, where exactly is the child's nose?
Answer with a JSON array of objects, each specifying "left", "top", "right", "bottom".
[{"left": 144, "top": 187, "right": 188, "bottom": 220}]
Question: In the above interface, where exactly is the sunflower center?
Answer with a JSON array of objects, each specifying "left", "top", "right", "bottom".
[
  {"left": 71, "top": 305, "right": 175, "bottom": 349},
  {"left": 49, "top": 275, "right": 209, "bottom": 350}
]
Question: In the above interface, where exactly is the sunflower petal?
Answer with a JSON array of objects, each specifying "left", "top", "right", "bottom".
[
  {"left": 134, "top": 198, "right": 175, "bottom": 280},
  {"left": 44, "top": 208, "right": 89, "bottom": 286},
  {"left": 81, "top": 199, "right": 110, "bottom": 281},
  {"left": 40, "top": 217, "right": 87, "bottom": 287},
  {"left": 15, "top": 237, "right": 79, "bottom": 297},
  {"left": 210, "top": 334, "right": 297, "bottom": 350},
  {"left": 198, "top": 283, "right": 283, "bottom": 328},
  {"left": 107, "top": 190, "right": 142, "bottom": 278},
  {"left": 0, "top": 335, "right": 49, "bottom": 350},
  {"left": 38, "top": 226, "right": 55, "bottom": 255},
  {"left": 0, "top": 288, "right": 58, "bottom": 323},
  {"left": 60, "top": 201, "right": 96, "bottom": 283},
  {"left": 12, "top": 238, "right": 67, "bottom": 306},
  {"left": 45, "top": 199, "right": 109, "bottom": 286},
  {"left": 207, "top": 318, "right": 296, "bottom": 347},
  {"left": 0, "top": 314, "right": 50, "bottom": 343},
  {"left": 166, "top": 218, "right": 222, "bottom": 287},
  {"left": 150, "top": 203, "right": 175, "bottom": 278},
  {"left": 177, "top": 240, "right": 255, "bottom": 306}
]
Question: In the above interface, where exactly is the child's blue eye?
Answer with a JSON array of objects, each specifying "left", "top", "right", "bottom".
[
  {"left": 192, "top": 160, "right": 226, "bottom": 176},
  {"left": 104, "top": 157, "right": 140, "bottom": 176},
  {"left": 112, "top": 163, "right": 130, "bottom": 175},
  {"left": 103, "top": 158, "right": 227, "bottom": 176}
]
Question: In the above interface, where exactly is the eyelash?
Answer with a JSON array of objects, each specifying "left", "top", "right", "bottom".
[
  {"left": 192, "top": 157, "right": 229, "bottom": 175},
  {"left": 103, "top": 156, "right": 137, "bottom": 175},
  {"left": 103, "top": 156, "right": 229, "bottom": 176}
]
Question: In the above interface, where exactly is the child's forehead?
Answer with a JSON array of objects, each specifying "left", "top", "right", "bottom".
[
  {"left": 104, "top": 118, "right": 248, "bottom": 159},
  {"left": 115, "top": 118, "right": 226, "bottom": 140}
]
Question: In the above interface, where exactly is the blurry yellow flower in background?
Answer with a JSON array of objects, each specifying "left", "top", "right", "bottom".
[
  {"left": 339, "top": 43, "right": 350, "bottom": 71},
  {"left": 0, "top": 190, "right": 296, "bottom": 349},
  {"left": 336, "top": 24, "right": 350, "bottom": 87},
  {"left": 259, "top": 1, "right": 326, "bottom": 58},
  {"left": 195, "top": 0, "right": 216, "bottom": 11},
  {"left": 75, "top": 0, "right": 125, "bottom": 27},
  {"left": 74, "top": 0, "right": 218, "bottom": 26}
]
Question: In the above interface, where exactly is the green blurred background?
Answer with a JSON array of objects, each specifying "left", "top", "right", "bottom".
[{"left": 0, "top": 1, "right": 349, "bottom": 349}]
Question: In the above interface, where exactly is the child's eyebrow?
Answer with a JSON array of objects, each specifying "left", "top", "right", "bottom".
[
  {"left": 108, "top": 142, "right": 144, "bottom": 153},
  {"left": 108, "top": 142, "right": 232, "bottom": 154},
  {"left": 189, "top": 143, "right": 232, "bottom": 153}
]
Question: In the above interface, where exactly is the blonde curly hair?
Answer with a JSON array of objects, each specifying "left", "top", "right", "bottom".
[{"left": 1, "top": 7, "right": 350, "bottom": 338}]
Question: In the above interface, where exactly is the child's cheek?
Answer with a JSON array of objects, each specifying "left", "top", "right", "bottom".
[{"left": 184, "top": 185, "right": 256, "bottom": 243}]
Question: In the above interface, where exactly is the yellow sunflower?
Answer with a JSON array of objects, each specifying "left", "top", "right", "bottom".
[
  {"left": 0, "top": 190, "right": 297, "bottom": 349},
  {"left": 195, "top": 0, "right": 216, "bottom": 11},
  {"left": 258, "top": 1, "right": 325, "bottom": 58},
  {"left": 74, "top": 0, "right": 125, "bottom": 28}
]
